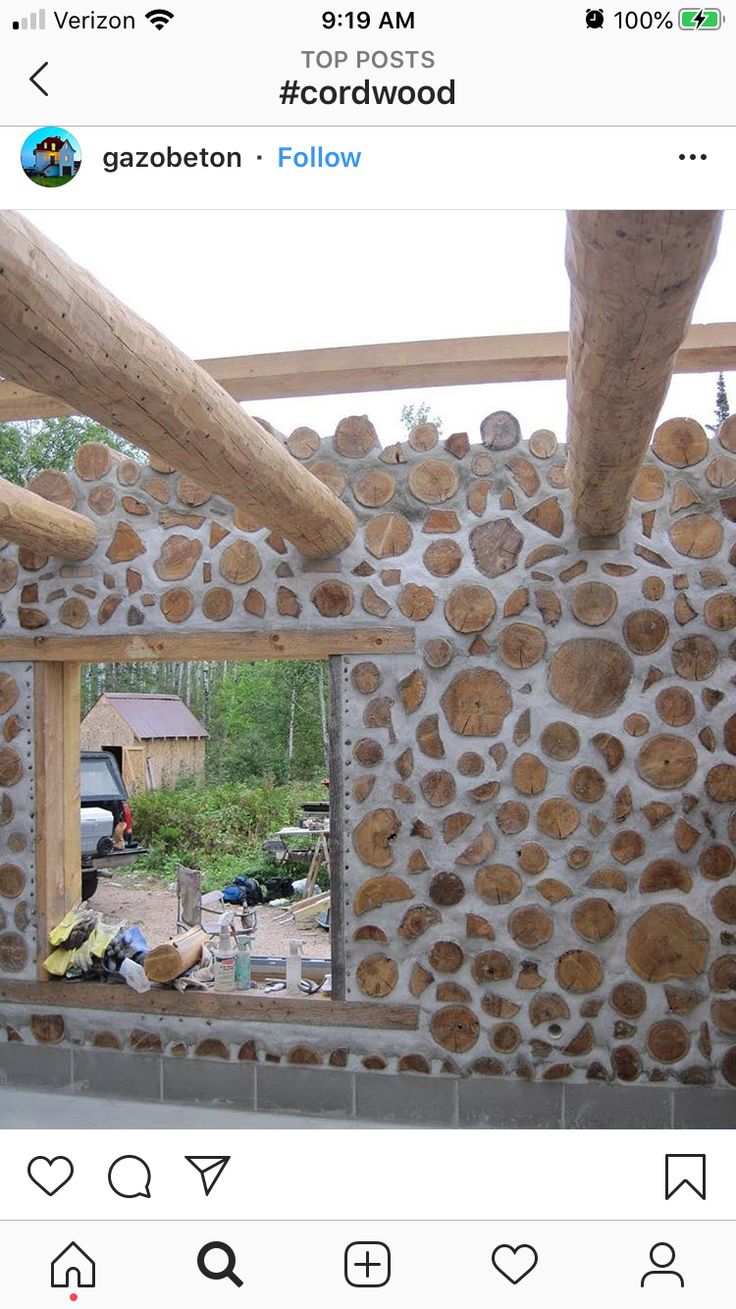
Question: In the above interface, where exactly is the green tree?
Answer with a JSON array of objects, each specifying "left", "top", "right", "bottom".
[
  {"left": 400, "top": 402, "right": 443, "bottom": 436},
  {"left": 0, "top": 424, "right": 27, "bottom": 484},
  {"left": 0, "top": 416, "right": 141, "bottom": 485},
  {"left": 706, "top": 372, "right": 731, "bottom": 435},
  {"left": 207, "top": 660, "right": 327, "bottom": 784}
]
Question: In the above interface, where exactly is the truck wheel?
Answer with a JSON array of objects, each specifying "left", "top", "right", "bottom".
[{"left": 82, "top": 870, "right": 99, "bottom": 901}]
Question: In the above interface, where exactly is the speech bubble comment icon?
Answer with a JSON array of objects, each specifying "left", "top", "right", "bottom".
[{"left": 108, "top": 1155, "right": 152, "bottom": 1199}]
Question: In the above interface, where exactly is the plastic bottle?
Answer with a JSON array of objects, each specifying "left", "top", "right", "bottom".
[
  {"left": 213, "top": 912, "right": 237, "bottom": 992},
  {"left": 285, "top": 939, "right": 304, "bottom": 995},
  {"left": 235, "top": 934, "right": 252, "bottom": 991}
]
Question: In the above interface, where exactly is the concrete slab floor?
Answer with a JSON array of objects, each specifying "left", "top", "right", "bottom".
[{"left": 0, "top": 1087, "right": 389, "bottom": 1130}]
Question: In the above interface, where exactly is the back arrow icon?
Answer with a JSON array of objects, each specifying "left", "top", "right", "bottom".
[{"left": 30, "top": 62, "right": 49, "bottom": 95}]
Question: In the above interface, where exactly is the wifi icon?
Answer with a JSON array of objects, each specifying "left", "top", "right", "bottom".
[{"left": 145, "top": 7, "right": 174, "bottom": 28}]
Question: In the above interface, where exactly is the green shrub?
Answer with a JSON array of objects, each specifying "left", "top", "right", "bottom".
[{"left": 131, "top": 778, "right": 325, "bottom": 892}]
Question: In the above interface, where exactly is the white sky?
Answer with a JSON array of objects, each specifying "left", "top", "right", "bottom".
[{"left": 18, "top": 208, "right": 736, "bottom": 443}]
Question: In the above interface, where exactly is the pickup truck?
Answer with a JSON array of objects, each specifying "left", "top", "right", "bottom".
[{"left": 80, "top": 751, "right": 146, "bottom": 899}]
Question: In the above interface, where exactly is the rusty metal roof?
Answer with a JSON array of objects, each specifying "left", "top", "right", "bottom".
[{"left": 97, "top": 693, "right": 209, "bottom": 740}]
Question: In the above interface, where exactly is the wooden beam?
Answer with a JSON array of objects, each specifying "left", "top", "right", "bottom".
[
  {"left": 676, "top": 321, "right": 736, "bottom": 373},
  {"left": 0, "top": 978, "right": 420, "bottom": 1030},
  {"left": 34, "top": 663, "right": 82, "bottom": 978},
  {"left": 328, "top": 657, "right": 347, "bottom": 1002},
  {"left": 0, "top": 625, "right": 414, "bottom": 664},
  {"left": 200, "top": 333, "right": 571, "bottom": 398},
  {"left": 0, "top": 212, "right": 356, "bottom": 559},
  {"left": 0, "top": 474, "right": 98, "bottom": 560},
  {"left": 566, "top": 211, "right": 723, "bottom": 536},
  {"left": 2, "top": 321, "right": 736, "bottom": 423}
]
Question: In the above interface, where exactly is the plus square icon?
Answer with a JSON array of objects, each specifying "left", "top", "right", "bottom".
[{"left": 344, "top": 1242, "right": 391, "bottom": 1288}]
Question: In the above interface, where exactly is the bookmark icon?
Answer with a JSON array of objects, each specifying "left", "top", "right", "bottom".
[{"left": 665, "top": 1153, "right": 706, "bottom": 1200}]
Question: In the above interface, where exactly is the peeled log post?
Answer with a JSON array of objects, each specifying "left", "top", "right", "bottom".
[
  {"left": 0, "top": 212, "right": 356, "bottom": 558},
  {"left": 566, "top": 210, "right": 722, "bottom": 535},
  {"left": 0, "top": 474, "right": 98, "bottom": 560}
]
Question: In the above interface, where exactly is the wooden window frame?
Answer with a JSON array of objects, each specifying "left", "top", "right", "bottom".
[{"left": 18, "top": 625, "right": 417, "bottom": 1031}]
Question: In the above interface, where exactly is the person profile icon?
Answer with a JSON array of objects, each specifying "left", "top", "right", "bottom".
[{"left": 641, "top": 1243, "right": 684, "bottom": 1288}]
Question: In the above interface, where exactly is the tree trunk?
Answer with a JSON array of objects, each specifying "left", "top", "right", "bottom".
[{"left": 287, "top": 681, "right": 297, "bottom": 780}]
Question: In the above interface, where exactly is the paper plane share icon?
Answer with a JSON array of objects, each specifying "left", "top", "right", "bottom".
[{"left": 185, "top": 1155, "right": 231, "bottom": 1197}]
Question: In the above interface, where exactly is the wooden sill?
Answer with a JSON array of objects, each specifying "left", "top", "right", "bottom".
[{"left": 0, "top": 980, "right": 420, "bottom": 1031}]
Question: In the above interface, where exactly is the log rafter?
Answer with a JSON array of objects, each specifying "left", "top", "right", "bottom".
[
  {"left": 565, "top": 209, "right": 723, "bottom": 536},
  {"left": 0, "top": 474, "right": 98, "bottom": 560},
  {"left": 0, "top": 211, "right": 727, "bottom": 556},
  {"left": 0, "top": 212, "right": 357, "bottom": 559}
]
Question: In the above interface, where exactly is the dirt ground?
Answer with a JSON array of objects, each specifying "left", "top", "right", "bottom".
[{"left": 93, "top": 872, "right": 331, "bottom": 961}]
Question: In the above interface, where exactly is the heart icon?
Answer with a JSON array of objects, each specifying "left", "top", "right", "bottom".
[
  {"left": 27, "top": 1156, "right": 74, "bottom": 1196},
  {"left": 491, "top": 1244, "right": 538, "bottom": 1285}
]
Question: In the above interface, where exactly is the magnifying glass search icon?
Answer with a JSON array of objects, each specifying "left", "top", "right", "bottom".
[{"left": 197, "top": 1241, "right": 244, "bottom": 1287}]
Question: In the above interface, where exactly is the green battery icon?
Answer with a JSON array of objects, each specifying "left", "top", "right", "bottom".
[{"left": 679, "top": 8, "right": 722, "bottom": 26}]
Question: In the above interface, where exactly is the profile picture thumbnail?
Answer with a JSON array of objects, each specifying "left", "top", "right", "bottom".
[{"left": 21, "top": 126, "right": 82, "bottom": 188}]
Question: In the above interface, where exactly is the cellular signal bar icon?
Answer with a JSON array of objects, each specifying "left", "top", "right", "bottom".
[{"left": 13, "top": 7, "right": 46, "bottom": 28}]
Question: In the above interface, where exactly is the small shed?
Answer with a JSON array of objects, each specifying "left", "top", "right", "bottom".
[{"left": 80, "top": 692, "right": 209, "bottom": 793}]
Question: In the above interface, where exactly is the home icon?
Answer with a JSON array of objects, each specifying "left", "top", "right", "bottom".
[{"left": 50, "top": 1242, "right": 96, "bottom": 1289}]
